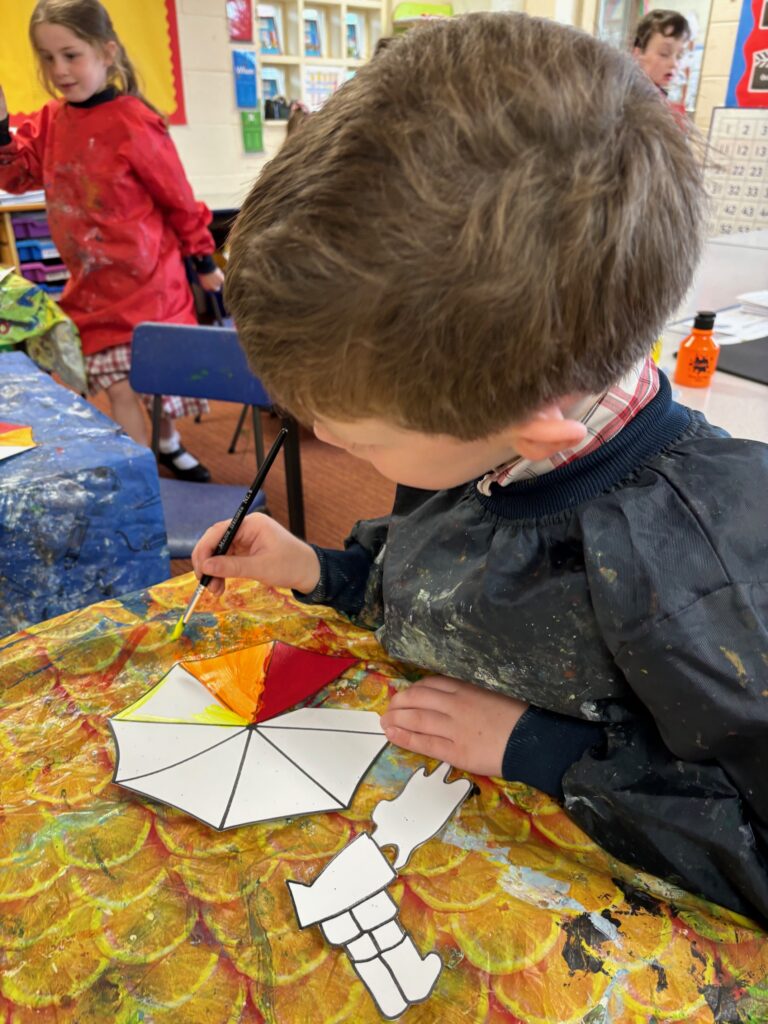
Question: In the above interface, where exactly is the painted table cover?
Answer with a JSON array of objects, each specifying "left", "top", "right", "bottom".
[
  {"left": 0, "top": 575, "right": 766, "bottom": 1023},
  {"left": 0, "top": 351, "right": 169, "bottom": 637}
]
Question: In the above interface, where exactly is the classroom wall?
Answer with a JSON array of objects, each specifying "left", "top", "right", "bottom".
[
  {"left": 173, "top": 0, "right": 741, "bottom": 207},
  {"left": 170, "top": 0, "right": 283, "bottom": 210},
  {"left": 693, "top": 0, "right": 741, "bottom": 132}
]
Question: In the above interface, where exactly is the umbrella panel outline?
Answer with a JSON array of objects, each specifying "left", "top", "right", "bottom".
[{"left": 109, "top": 660, "right": 388, "bottom": 830}]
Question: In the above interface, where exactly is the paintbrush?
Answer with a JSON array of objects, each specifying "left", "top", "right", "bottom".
[{"left": 170, "top": 426, "right": 289, "bottom": 640}]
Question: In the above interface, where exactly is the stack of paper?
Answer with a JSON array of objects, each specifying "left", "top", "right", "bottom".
[
  {"left": 737, "top": 291, "right": 768, "bottom": 317},
  {"left": 668, "top": 296, "right": 768, "bottom": 344},
  {"left": 668, "top": 311, "right": 756, "bottom": 344},
  {"left": 0, "top": 189, "right": 45, "bottom": 206}
]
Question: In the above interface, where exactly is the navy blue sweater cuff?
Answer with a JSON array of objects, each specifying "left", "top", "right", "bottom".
[
  {"left": 192, "top": 254, "right": 217, "bottom": 274},
  {"left": 292, "top": 542, "right": 372, "bottom": 617},
  {"left": 502, "top": 707, "right": 605, "bottom": 799},
  {"left": 0, "top": 116, "right": 11, "bottom": 147}
]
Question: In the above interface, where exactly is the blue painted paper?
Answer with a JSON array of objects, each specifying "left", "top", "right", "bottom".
[
  {"left": 233, "top": 49, "right": 258, "bottom": 108},
  {"left": 0, "top": 352, "right": 169, "bottom": 637}
]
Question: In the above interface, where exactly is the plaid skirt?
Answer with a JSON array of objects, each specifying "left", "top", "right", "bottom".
[{"left": 85, "top": 344, "right": 208, "bottom": 420}]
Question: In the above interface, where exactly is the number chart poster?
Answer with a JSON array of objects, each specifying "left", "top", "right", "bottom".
[
  {"left": 3, "top": 0, "right": 186, "bottom": 125},
  {"left": 704, "top": 107, "right": 768, "bottom": 235},
  {"left": 726, "top": 0, "right": 768, "bottom": 107}
]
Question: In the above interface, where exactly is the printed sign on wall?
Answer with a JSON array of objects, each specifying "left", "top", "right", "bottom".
[
  {"left": 727, "top": 0, "right": 768, "bottom": 107},
  {"left": 232, "top": 49, "right": 258, "bottom": 108},
  {"left": 227, "top": 0, "right": 253, "bottom": 41}
]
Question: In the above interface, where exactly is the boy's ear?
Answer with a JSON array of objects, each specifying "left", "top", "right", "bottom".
[{"left": 512, "top": 404, "right": 588, "bottom": 461}]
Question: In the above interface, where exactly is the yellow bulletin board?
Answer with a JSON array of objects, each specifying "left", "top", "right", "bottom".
[{"left": 3, "top": 0, "right": 186, "bottom": 124}]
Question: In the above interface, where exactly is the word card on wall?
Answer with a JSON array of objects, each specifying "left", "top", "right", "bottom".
[{"left": 704, "top": 106, "right": 768, "bottom": 237}]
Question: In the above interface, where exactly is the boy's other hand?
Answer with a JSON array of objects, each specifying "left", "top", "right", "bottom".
[
  {"left": 198, "top": 268, "right": 225, "bottom": 291},
  {"left": 0, "top": 86, "right": 8, "bottom": 121},
  {"left": 381, "top": 676, "right": 528, "bottom": 777},
  {"left": 191, "top": 512, "right": 321, "bottom": 597}
]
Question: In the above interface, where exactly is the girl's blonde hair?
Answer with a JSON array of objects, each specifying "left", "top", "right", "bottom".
[{"left": 29, "top": 0, "right": 159, "bottom": 114}]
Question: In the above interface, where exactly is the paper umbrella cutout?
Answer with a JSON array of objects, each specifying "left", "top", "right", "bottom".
[
  {"left": 108, "top": 641, "right": 389, "bottom": 830},
  {"left": 0, "top": 421, "right": 35, "bottom": 463}
]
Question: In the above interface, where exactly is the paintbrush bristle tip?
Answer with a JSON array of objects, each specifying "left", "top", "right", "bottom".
[{"left": 169, "top": 616, "right": 185, "bottom": 641}]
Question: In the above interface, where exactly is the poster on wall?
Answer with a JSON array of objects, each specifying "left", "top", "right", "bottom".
[
  {"left": 726, "top": 0, "right": 768, "bottom": 107},
  {"left": 3, "top": 0, "right": 186, "bottom": 125},
  {"left": 241, "top": 111, "right": 264, "bottom": 152},
  {"left": 227, "top": 0, "right": 254, "bottom": 41},
  {"left": 703, "top": 106, "right": 768, "bottom": 236},
  {"left": 232, "top": 49, "right": 258, "bottom": 108}
]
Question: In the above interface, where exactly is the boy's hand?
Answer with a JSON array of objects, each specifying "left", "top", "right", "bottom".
[
  {"left": 381, "top": 676, "right": 529, "bottom": 778},
  {"left": 0, "top": 86, "right": 8, "bottom": 121},
  {"left": 191, "top": 512, "right": 321, "bottom": 597},
  {"left": 198, "top": 268, "right": 225, "bottom": 291}
]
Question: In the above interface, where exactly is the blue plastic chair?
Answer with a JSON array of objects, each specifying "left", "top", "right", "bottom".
[{"left": 130, "top": 323, "right": 305, "bottom": 557}]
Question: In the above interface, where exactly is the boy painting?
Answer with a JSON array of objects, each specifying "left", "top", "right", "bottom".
[{"left": 193, "top": 15, "right": 768, "bottom": 922}]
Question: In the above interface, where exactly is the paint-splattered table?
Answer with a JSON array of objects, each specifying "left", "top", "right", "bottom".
[
  {"left": 0, "top": 575, "right": 766, "bottom": 1022},
  {"left": 0, "top": 351, "right": 169, "bottom": 637}
]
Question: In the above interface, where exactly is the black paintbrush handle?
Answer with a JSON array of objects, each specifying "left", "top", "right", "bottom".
[{"left": 199, "top": 426, "right": 288, "bottom": 589}]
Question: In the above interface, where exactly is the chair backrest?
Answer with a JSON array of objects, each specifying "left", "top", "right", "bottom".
[{"left": 130, "top": 323, "right": 272, "bottom": 407}]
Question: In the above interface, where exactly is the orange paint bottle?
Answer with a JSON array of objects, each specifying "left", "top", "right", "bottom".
[{"left": 673, "top": 311, "right": 719, "bottom": 388}]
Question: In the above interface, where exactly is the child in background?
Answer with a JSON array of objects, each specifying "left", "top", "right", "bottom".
[
  {"left": 0, "top": 0, "right": 223, "bottom": 481},
  {"left": 632, "top": 9, "right": 690, "bottom": 118},
  {"left": 193, "top": 14, "right": 768, "bottom": 923}
]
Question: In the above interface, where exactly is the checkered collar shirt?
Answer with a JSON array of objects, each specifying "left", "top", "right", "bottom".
[{"left": 477, "top": 356, "right": 660, "bottom": 495}]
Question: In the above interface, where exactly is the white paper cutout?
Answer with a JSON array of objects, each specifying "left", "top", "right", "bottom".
[
  {"left": 322, "top": 910, "right": 360, "bottom": 945},
  {"left": 371, "top": 761, "right": 473, "bottom": 869},
  {"left": 115, "top": 664, "right": 220, "bottom": 722},
  {"left": 348, "top": 933, "right": 378, "bottom": 960},
  {"left": 110, "top": 720, "right": 246, "bottom": 778},
  {"left": 108, "top": 668, "right": 388, "bottom": 830},
  {"left": 372, "top": 920, "right": 402, "bottom": 952},
  {"left": 289, "top": 834, "right": 396, "bottom": 926},
  {"left": 287, "top": 762, "right": 472, "bottom": 1019},
  {"left": 352, "top": 889, "right": 398, "bottom": 931},
  {"left": 0, "top": 422, "right": 35, "bottom": 463}
]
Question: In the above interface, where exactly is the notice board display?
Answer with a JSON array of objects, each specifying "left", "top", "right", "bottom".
[{"left": 726, "top": 0, "right": 768, "bottom": 108}]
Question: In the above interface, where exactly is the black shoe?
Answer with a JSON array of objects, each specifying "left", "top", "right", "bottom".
[{"left": 157, "top": 446, "right": 211, "bottom": 483}]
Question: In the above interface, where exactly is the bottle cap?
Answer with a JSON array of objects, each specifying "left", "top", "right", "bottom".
[{"left": 693, "top": 311, "right": 716, "bottom": 331}]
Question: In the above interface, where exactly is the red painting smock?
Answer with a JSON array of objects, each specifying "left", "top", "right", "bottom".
[{"left": 0, "top": 94, "right": 214, "bottom": 355}]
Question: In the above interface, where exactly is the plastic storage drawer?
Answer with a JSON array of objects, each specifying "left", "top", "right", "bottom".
[
  {"left": 21, "top": 261, "right": 69, "bottom": 283},
  {"left": 12, "top": 213, "right": 50, "bottom": 239},
  {"left": 16, "top": 239, "right": 59, "bottom": 261}
]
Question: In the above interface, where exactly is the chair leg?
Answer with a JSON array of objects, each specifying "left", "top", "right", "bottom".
[
  {"left": 151, "top": 396, "right": 162, "bottom": 456},
  {"left": 228, "top": 404, "right": 249, "bottom": 453},
  {"left": 252, "top": 407, "right": 265, "bottom": 467},
  {"left": 282, "top": 416, "right": 306, "bottom": 539}
]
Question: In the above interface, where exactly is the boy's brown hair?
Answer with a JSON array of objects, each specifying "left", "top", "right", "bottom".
[
  {"left": 227, "top": 14, "right": 703, "bottom": 439},
  {"left": 633, "top": 10, "right": 691, "bottom": 51}
]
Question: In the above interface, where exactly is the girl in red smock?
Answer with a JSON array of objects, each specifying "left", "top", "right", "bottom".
[{"left": 0, "top": 0, "right": 223, "bottom": 481}]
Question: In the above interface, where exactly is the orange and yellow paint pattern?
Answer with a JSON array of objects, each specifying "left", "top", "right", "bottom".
[
  {"left": 0, "top": 421, "right": 35, "bottom": 463},
  {"left": 0, "top": 575, "right": 766, "bottom": 1022}
]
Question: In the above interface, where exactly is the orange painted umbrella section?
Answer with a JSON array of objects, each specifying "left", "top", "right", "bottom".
[
  {"left": 182, "top": 641, "right": 359, "bottom": 723},
  {"left": 0, "top": 421, "right": 35, "bottom": 457}
]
